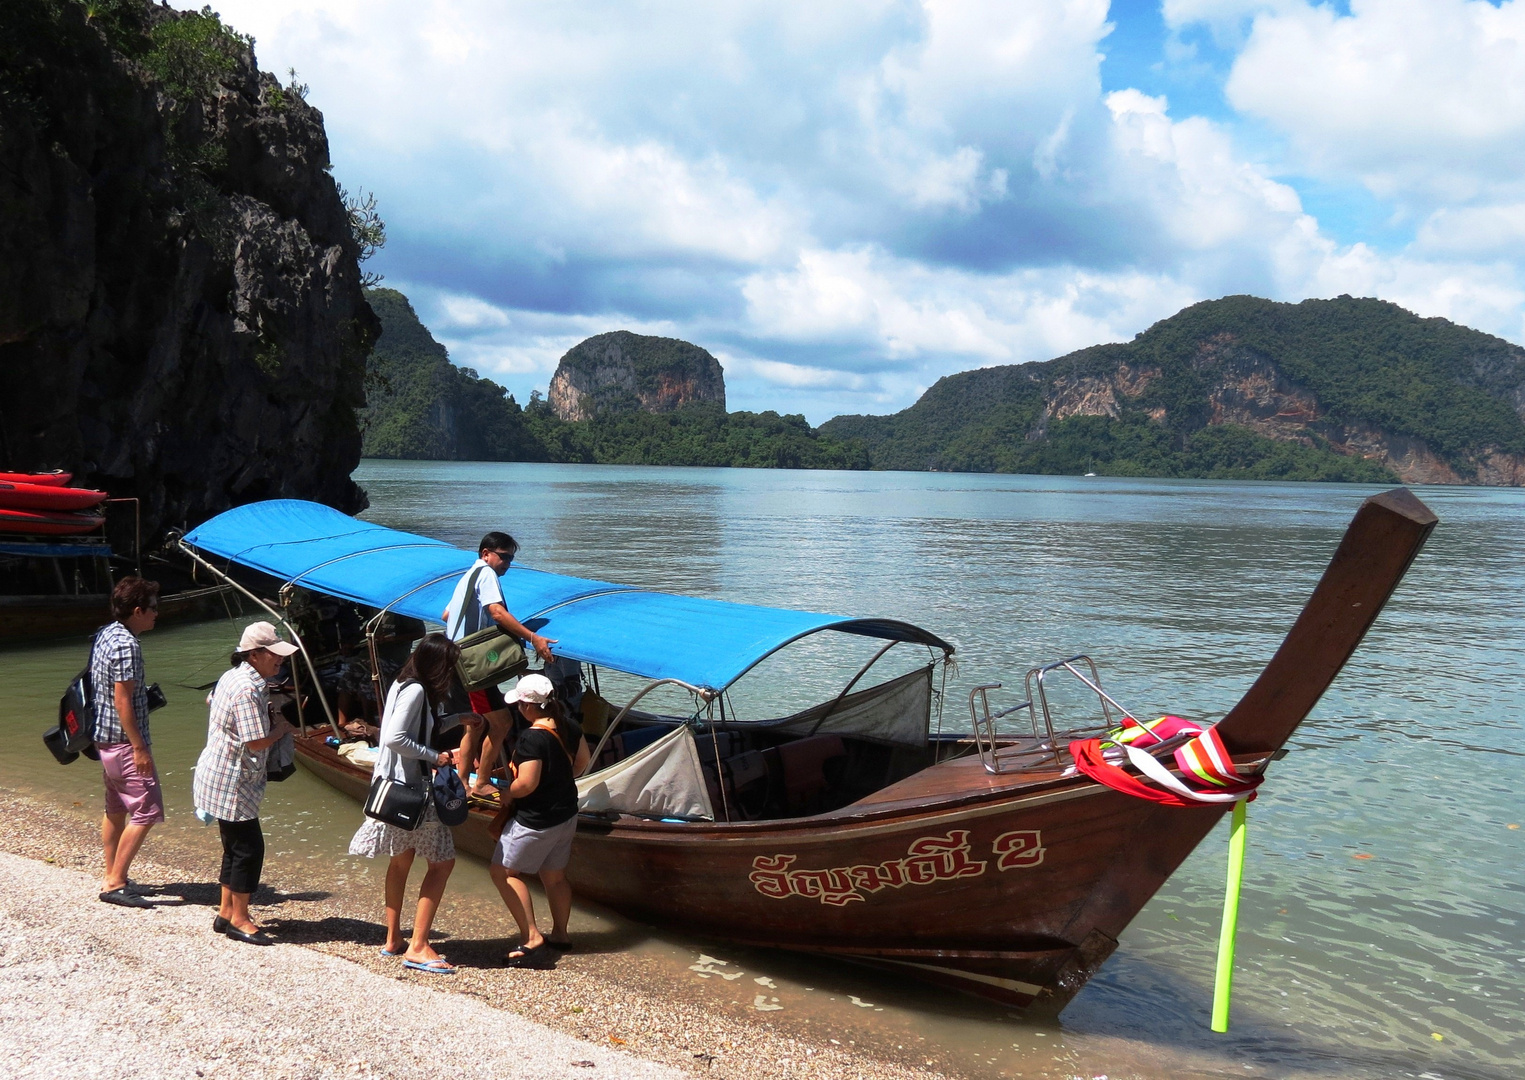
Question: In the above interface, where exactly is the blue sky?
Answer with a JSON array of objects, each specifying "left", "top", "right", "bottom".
[{"left": 192, "top": 1, "right": 1525, "bottom": 423}]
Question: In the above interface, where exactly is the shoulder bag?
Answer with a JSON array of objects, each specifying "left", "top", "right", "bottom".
[
  {"left": 451, "top": 564, "right": 529, "bottom": 691},
  {"left": 363, "top": 681, "right": 432, "bottom": 830}
]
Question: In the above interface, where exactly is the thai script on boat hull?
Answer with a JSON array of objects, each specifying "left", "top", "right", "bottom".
[{"left": 750, "top": 829, "right": 1045, "bottom": 906}]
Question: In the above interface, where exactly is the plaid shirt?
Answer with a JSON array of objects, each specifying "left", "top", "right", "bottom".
[
  {"left": 90, "top": 621, "right": 149, "bottom": 747},
  {"left": 192, "top": 663, "right": 271, "bottom": 822}
]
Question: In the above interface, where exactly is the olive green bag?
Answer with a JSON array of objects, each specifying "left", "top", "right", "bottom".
[
  {"left": 451, "top": 565, "right": 529, "bottom": 691},
  {"left": 454, "top": 624, "right": 528, "bottom": 691}
]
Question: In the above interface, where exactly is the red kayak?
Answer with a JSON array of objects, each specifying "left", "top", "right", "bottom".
[
  {"left": 0, "top": 470, "right": 72, "bottom": 487},
  {"left": 0, "top": 507, "right": 105, "bottom": 535},
  {"left": 0, "top": 481, "right": 108, "bottom": 511}
]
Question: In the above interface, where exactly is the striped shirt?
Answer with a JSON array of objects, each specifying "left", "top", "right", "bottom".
[
  {"left": 90, "top": 621, "right": 149, "bottom": 747},
  {"left": 192, "top": 663, "right": 272, "bottom": 822}
]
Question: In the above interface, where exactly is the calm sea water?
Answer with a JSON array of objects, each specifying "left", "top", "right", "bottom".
[{"left": 2, "top": 462, "right": 1521, "bottom": 1079}]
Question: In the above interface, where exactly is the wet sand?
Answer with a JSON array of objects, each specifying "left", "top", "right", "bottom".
[{"left": 0, "top": 793, "right": 955, "bottom": 1080}]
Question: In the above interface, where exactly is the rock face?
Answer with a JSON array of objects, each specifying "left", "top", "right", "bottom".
[
  {"left": 0, "top": 2, "right": 375, "bottom": 550},
  {"left": 362, "top": 288, "right": 543, "bottom": 461},
  {"left": 823, "top": 295, "right": 1525, "bottom": 484},
  {"left": 548, "top": 331, "right": 725, "bottom": 422}
]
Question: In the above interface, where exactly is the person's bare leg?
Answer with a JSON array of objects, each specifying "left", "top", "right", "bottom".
[
  {"left": 542, "top": 867, "right": 573, "bottom": 944},
  {"left": 489, "top": 864, "right": 544, "bottom": 956},
  {"left": 219, "top": 884, "right": 234, "bottom": 921},
  {"left": 101, "top": 812, "right": 125, "bottom": 890},
  {"left": 405, "top": 859, "right": 455, "bottom": 965},
  {"left": 229, "top": 890, "right": 258, "bottom": 933},
  {"left": 383, "top": 851, "right": 415, "bottom": 954},
  {"left": 469, "top": 709, "right": 513, "bottom": 796},
  {"left": 105, "top": 822, "right": 153, "bottom": 891}
]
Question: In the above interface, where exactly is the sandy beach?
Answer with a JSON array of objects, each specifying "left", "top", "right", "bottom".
[{"left": 0, "top": 794, "right": 953, "bottom": 1080}]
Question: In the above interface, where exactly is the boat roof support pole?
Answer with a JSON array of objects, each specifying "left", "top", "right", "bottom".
[
  {"left": 582, "top": 677, "right": 714, "bottom": 777},
  {"left": 177, "top": 539, "right": 341, "bottom": 736},
  {"left": 805, "top": 638, "right": 899, "bottom": 737}
]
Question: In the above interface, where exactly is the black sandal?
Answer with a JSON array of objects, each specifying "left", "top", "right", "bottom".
[{"left": 503, "top": 941, "right": 554, "bottom": 968}]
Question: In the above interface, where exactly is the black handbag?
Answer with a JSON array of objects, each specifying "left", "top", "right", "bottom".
[{"left": 364, "top": 772, "right": 429, "bottom": 830}]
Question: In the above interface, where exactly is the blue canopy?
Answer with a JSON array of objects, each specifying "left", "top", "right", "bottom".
[{"left": 183, "top": 500, "right": 952, "bottom": 690}]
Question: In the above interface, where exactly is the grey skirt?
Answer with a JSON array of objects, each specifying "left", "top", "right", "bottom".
[{"left": 348, "top": 802, "right": 455, "bottom": 864}]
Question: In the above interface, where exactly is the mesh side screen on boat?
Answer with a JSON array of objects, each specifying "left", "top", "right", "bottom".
[
  {"left": 762, "top": 665, "right": 932, "bottom": 747},
  {"left": 577, "top": 725, "right": 715, "bottom": 821}
]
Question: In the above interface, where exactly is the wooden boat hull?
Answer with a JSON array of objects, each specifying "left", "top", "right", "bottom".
[
  {"left": 291, "top": 488, "right": 1438, "bottom": 1014},
  {"left": 295, "top": 730, "right": 1232, "bottom": 1012},
  {"left": 0, "top": 584, "right": 243, "bottom": 644}
]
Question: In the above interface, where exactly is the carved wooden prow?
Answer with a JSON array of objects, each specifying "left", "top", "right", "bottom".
[{"left": 1215, "top": 487, "right": 1437, "bottom": 755}]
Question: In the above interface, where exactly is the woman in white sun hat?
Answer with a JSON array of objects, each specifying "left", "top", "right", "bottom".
[
  {"left": 489, "top": 672, "right": 589, "bottom": 967},
  {"left": 193, "top": 621, "right": 298, "bottom": 946}
]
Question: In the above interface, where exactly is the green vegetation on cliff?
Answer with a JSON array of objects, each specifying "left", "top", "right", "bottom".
[
  {"left": 361, "top": 290, "right": 863, "bottom": 468},
  {"left": 363, "top": 289, "right": 1525, "bottom": 483},
  {"left": 823, "top": 295, "right": 1525, "bottom": 481},
  {"left": 362, "top": 289, "right": 542, "bottom": 461}
]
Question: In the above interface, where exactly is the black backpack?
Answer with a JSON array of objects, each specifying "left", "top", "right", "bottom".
[
  {"left": 44, "top": 630, "right": 102, "bottom": 765},
  {"left": 42, "top": 628, "right": 166, "bottom": 765}
]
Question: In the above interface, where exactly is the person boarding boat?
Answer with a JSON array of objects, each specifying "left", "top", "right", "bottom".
[{"left": 443, "top": 531, "right": 556, "bottom": 798}]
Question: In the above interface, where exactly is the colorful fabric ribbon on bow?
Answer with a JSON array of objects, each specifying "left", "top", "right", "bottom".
[{"left": 1070, "top": 715, "right": 1262, "bottom": 807}]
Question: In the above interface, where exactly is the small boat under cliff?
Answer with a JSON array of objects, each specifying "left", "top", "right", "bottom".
[{"left": 180, "top": 489, "right": 1436, "bottom": 1014}]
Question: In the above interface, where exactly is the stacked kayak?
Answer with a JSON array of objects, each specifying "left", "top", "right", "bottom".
[
  {"left": 0, "top": 473, "right": 106, "bottom": 535},
  {"left": 0, "top": 470, "right": 71, "bottom": 486}
]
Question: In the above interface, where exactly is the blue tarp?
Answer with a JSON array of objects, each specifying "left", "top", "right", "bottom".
[{"left": 183, "top": 500, "right": 952, "bottom": 690}]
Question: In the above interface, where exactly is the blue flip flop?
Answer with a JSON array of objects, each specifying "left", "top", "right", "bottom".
[
  {"left": 402, "top": 957, "right": 456, "bottom": 974},
  {"left": 379, "top": 947, "right": 402, "bottom": 958}
]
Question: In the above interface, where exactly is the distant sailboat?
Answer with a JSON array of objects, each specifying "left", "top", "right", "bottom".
[{"left": 1083, "top": 458, "right": 1096, "bottom": 477}]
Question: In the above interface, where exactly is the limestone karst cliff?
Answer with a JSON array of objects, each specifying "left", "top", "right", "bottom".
[
  {"left": 0, "top": 1, "right": 376, "bottom": 550},
  {"left": 548, "top": 331, "right": 726, "bottom": 422},
  {"left": 822, "top": 295, "right": 1525, "bottom": 484}
]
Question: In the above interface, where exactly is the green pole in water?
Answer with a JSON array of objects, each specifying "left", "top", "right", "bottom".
[{"left": 1211, "top": 798, "right": 1248, "bottom": 1032}]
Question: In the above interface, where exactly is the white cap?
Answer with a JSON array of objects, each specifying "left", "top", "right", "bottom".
[
  {"left": 504, "top": 673, "right": 554, "bottom": 705},
  {"left": 237, "top": 621, "right": 300, "bottom": 657}
]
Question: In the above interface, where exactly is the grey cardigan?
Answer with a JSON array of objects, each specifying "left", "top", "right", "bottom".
[{"left": 371, "top": 681, "right": 437, "bottom": 787}]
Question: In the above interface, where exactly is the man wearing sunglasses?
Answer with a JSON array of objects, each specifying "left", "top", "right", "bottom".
[{"left": 444, "top": 531, "right": 556, "bottom": 798}]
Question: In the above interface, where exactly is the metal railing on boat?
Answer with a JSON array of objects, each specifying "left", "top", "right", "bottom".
[{"left": 968, "top": 654, "right": 1137, "bottom": 774}]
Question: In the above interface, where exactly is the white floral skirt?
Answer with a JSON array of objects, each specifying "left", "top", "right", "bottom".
[{"left": 348, "top": 802, "right": 455, "bottom": 864}]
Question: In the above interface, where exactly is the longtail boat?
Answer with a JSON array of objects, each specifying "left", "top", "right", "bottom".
[{"left": 180, "top": 488, "right": 1435, "bottom": 1015}]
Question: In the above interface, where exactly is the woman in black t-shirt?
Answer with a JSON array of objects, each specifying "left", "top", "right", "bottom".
[{"left": 489, "top": 673, "right": 590, "bottom": 967}]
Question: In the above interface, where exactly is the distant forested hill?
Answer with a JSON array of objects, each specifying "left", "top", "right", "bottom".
[
  {"left": 360, "top": 290, "right": 864, "bottom": 468},
  {"left": 361, "top": 288, "right": 542, "bottom": 460},
  {"left": 363, "top": 290, "right": 1525, "bottom": 484},
  {"left": 821, "top": 295, "right": 1525, "bottom": 485}
]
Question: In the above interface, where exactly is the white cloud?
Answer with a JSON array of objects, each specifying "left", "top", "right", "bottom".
[
  {"left": 1222, "top": 0, "right": 1525, "bottom": 208},
  {"left": 186, "top": 0, "right": 1525, "bottom": 421},
  {"left": 741, "top": 244, "right": 1197, "bottom": 372}
]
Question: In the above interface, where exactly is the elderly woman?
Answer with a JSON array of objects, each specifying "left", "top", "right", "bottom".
[
  {"left": 192, "top": 622, "right": 298, "bottom": 946},
  {"left": 490, "top": 673, "right": 590, "bottom": 968},
  {"left": 348, "top": 633, "right": 476, "bottom": 974}
]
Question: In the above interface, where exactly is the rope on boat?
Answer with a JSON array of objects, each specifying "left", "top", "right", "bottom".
[{"left": 1070, "top": 715, "right": 1263, "bottom": 1031}]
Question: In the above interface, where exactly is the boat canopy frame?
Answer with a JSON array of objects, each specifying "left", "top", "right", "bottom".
[{"left": 180, "top": 500, "right": 955, "bottom": 696}]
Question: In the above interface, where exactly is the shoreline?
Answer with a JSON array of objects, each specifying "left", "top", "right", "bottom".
[{"left": 1, "top": 792, "right": 954, "bottom": 1080}]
